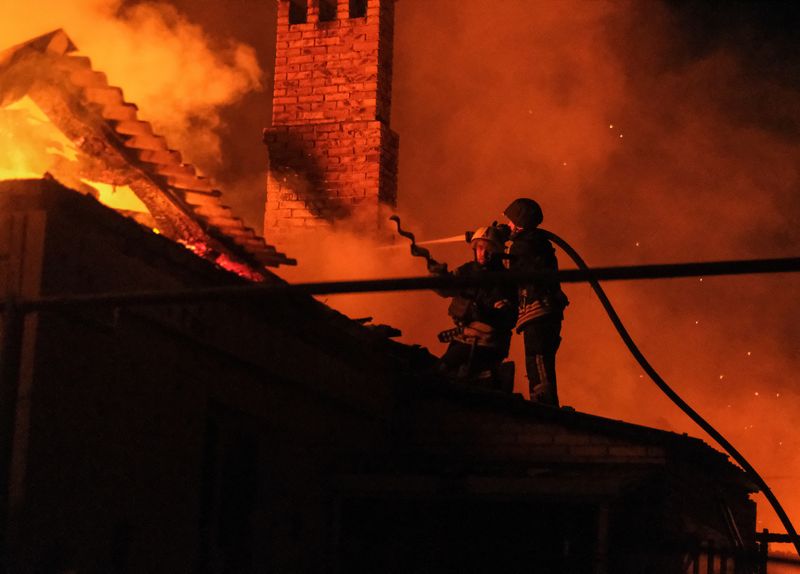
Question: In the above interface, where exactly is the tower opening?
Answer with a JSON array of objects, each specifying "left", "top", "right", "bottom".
[
  {"left": 289, "top": 0, "right": 308, "bottom": 24},
  {"left": 349, "top": 0, "right": 368, "bottom": 18},
  {"left": 319, "top": 0, "right": 337, "bottom": 22}
]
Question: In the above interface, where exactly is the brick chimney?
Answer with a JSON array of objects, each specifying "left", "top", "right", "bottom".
[{"left": 264, "top": 0, "right": 398, "bottom": 240}]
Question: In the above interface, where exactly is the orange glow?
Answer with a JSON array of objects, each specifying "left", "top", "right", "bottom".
[
  {"left": 0, "top": 96, "right": 152, "bottom": 215},
  {"left": 177, "top": 239, "right": 263, "bottom": 281},
  {"left": 1, "top": 0, "right": 796, "bottom": 540},
  {"left": 277, "top": 0, "right": 800, "bottom": 536},
  {"left": 0, "top": 97, "right": 78, "bottom": 180},
  {"left": 87, "top": 182, "right": 149, "bottom": 214},
  {"left": 0, "top": 0, "right": 262, "bottom": 175},
  {"left": 0, "top": 83, "right": 258, "bottom": 281}
]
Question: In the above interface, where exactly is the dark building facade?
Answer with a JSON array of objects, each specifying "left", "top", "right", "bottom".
[{"left": 0, "top": 179, "right": 760, "bottom": 573}]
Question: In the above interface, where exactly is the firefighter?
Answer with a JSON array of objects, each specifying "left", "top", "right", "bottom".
[
  {"left": 432, "top": 224, "right": 518, "bottom": 383},
  {"left": 503, "top": 198, "right": 568, "bottom": 406}
]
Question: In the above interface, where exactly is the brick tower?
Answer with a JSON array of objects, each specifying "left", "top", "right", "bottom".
[{"left": 264, "top": 0, "right": 398, "bottom": 240}]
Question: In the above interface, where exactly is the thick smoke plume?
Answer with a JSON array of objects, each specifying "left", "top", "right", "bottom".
[
  {"left": 0, "top": 0, "right": 262, "bottom": 174},
  {"left": 283, "top": 0, "right": 800, "bottom": 537},
  {"left": 385, "top": 0, "right": 800, "bottom": 535},
  {"left": 263, "top": 0, "right": 800, "bottom": 536}
]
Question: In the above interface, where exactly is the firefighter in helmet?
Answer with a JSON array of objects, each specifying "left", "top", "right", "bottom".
[
  {"left": 503, "top": 198, "right": 568, "bottom": 406},
  {"left": 432, "top": 223, "right": 518, "bottom": 382}
]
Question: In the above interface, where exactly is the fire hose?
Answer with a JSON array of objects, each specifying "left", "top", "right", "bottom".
[
  {"left": 540, "top": 228, "right": 800, "bottom": 558},
  {"left": 390, "top": 216, "right": 800, "bottom": 557},
  {"left": 389, "top": 215, "right": 446, "bottom": 272}
]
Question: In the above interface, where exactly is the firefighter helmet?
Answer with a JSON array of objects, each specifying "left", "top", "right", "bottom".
[
  {"left": 504, "top": 198, "right": 543, "bottom": 229},
  {"left": 467, "top": 224, "right": 506, "bottom": 251}
]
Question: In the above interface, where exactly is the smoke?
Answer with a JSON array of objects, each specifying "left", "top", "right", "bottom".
[
  {"left": 4, "top": 0, "right": 797, "bottom": 537},
  {"left": 0, "top": 0, "right": 262, "bottom": 174},
  {"left": 385, "top": 0, "right": 800, "bottom": 533},
  {"left": 274, "top": 208, "right": 452, "bottom": 355},
  {"left": 266, "top": 0, "right": 800, "bottom": 534}
]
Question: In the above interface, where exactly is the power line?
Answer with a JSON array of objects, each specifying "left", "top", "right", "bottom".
[{"left": 2, "top": 255, "right": 799, "bottom": 312}]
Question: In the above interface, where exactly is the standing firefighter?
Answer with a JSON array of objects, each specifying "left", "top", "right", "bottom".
[
  {"left": 432, "top": 224, "right": 518, "bottom": 386},
  {"left": 504, "top": 198, "right": 568, "bottom": 406}
]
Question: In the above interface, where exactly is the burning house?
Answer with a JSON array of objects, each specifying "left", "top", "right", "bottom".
[
  {"left": 0, "top": 29, "right": 295, "bottom": 277},
  {"left": 0, "top": 3, "right": 773, "bottom": 573}
]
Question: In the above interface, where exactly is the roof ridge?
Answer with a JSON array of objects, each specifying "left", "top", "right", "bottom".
[{"left": 0, "top": 29, "right": 76, "bottom": 62}]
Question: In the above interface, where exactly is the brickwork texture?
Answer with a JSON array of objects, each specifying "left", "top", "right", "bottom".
[{"left": 264, "top": 0, "right": 398, "bottom": 238}]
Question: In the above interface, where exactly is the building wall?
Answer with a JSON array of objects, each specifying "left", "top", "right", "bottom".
[
  {"left": 1, "top": 182, "right": 406, "bottom": 573},
  {"left": 264, "top": 0, "right": 398, "bottom": 238},
  {"left": 0, "top": 206, "right": 46, "bottom": 563},
  {"left": 0, "top": 207, "right": 46, "bottom": 297},
  {"left": 0, "top": 182, "right": 759, "bottom": 573}
]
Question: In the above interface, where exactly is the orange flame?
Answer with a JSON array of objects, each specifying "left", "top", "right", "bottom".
[{"left": 0, "top": 96, "right": 151, "bottom": 214}]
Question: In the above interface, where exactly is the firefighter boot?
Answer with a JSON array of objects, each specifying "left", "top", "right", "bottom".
[{"left": 528, "top": 354, "right": 559, "bottom": 407}]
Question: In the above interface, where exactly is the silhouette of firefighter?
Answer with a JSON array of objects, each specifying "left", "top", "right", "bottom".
[
  {"left": 431, "top": 224, "right": 518, "bottom": 386},
  {"left": 504, "top": 198, "right": 569, "bottom": 406}
]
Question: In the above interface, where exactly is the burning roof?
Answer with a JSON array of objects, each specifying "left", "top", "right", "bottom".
[{"left": 0, "top": 29, "right": 295, "bottom": 279}]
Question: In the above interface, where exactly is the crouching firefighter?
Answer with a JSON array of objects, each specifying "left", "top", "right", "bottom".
[
  {"left": 431, "top": 224, "right": 518, "bottom": 389},
  {"left": 504, "top": 198, "right": 569, "bottom": 406}
]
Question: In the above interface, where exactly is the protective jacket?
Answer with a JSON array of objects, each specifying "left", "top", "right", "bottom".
[
  {"left": 436, "top": 259, "right": 518, "bottom": 352},
  {"left": 507, "top": 228, "right": 568, "bottom": 331}
]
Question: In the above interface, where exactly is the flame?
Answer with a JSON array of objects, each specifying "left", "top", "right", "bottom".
[
  {"left": 0, "top": 96, "right": 78, "bottom": 179},
  {"left": 0, "top": 0, "right": 262, "bottom": 175},
  {"left": 1, "top": 95, "right": 259, "bottom": 281},
  {"left": 0, "top": 96, "right": 152, "bottom": 216},
  {"left": 85, "top": 181, "right": 149, "bottom": 213}
]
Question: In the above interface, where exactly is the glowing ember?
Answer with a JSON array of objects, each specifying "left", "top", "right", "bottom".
[{"left": 177, "top": 239, "right": 211, "bottom": 257}]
